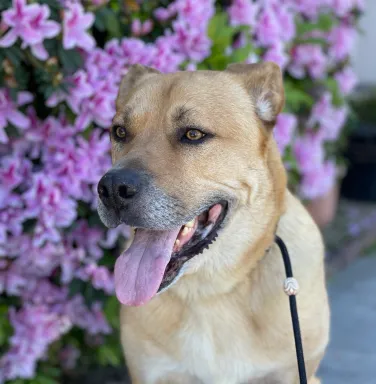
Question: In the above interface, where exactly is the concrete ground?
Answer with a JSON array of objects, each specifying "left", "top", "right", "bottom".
[{"left": 318, "top": 254, "right": 376, "bottom": 383}]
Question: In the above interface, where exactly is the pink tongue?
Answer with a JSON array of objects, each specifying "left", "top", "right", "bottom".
[{"left": 114, "top": 228, "right": 180, "bottom": 306}]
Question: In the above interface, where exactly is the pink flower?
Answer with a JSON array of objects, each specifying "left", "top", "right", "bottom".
[
  {"left": 255, "top": 2, "right": 295, "bottom": 46},
  {"left": 60, "top": 246, "right": 86, "bottom": 284},
  {"left": 0, "top": 0, "right": 60, "bottom": 60},
  {"left": 335, "top": 66, "right": 357, "bottom": 95},
  {"left": 263, "top": 42, "right": 289, "bottom": 70},
  {"left": 65, "top": 295, "right": 111, "bottom": 335},
  {"left": 294, "top": 134, "right": 325, "bottom": 173},
  {"left": 0, "top": 306, "right": 71, "bottom": 381},
  {"left": 172, "top": 18, "right": 212, "bottom": 62},
  {"left": 300, "top": 160, "right": 337, "bottom": 199},
  {"left": 308, "top": 93, "right": 348, "bottom": 141},
  {"left": 289, "top": 45, "right": 327, "bottom": 79},
  {"left": 228, "top": 0, "right": 259, "bottom": 28},
  {"left": 332, "top": 0, "right": 365, "bottom": 17},
  {"left": 119, "top": 38, "right": 155, "bottom": 66},
  {"left": 0, "top": 89, "right": 33, "bottom": 143},
  {"left": 285, "top": 0, "right": 331, "bottom": 19},
  {"left": 170, "top": 0, "right": 214, "bottom": 62},
  {"left": 274, "top": 113, "right": 297, "bottom": 154},
  {"left": 0, "top": 155, "right": 30, "bottom": 194},
  {"left": 62, "top": 3, "right": 95, "bottom": 51},
  {"left": 150, "top": 36, "right": 184, "bottom": 72},
  {"left": 0, "top": 267, "right": 28, "bottom": 296},
  {"left": 23, "top": 174, "right": 77, "bottom": 234},
  {"left": 76, "top": 263, "right": 114, "bottom": 294},
  {"left": 131, "top": 19, "right": 154, "bottom": 36},
  {"left": 47, "top": 70, "right": 94, "bottom": 111},
  {"left": 68, "top": 221, "right": 104, "bottom": 260},
  {"left": 65, "top": 70, "right": 95, "bottom": 112},
  {"left": 154, "top": 7, "right": 174, "bottom": 22},
  {"left": 328, "top": 24, "right": 356, "bottom": 61},
  {"left": 22, "top": 280, "right": 68, "bottom": 305},
  {"left": 99, "top": 225, "right": 130, "bottom": 249},
  {"left": 74, "top": 88, "right": 116, "bottom": 131}
]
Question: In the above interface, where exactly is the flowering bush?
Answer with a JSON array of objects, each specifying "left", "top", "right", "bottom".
[{"left": 0, "top": 0, "right": 363, "bottom": 382}]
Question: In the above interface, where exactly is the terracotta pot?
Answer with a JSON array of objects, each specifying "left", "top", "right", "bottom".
[{"left": 305, "top": 184, "right": 339, "bottom": 228}]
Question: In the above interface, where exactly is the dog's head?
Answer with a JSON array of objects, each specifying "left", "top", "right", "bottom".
[{"left": 97, "top": 62, "right": 287, "bottom": 306}]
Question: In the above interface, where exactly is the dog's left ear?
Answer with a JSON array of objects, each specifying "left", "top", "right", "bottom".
[
  {"left": 226, "top": 62, "right": 284, "bottom": 128},
  {"left": 116, "top": 64, "right": 160, "bottom": 109}
]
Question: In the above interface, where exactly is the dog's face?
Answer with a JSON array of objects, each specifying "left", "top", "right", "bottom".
[{"left": 97, "top": 63, "right": 286, "bottom": 306}]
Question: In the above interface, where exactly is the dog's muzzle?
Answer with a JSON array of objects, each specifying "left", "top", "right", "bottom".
[{"left": 97, "top": 167, "right": 189, "bottom": 230}]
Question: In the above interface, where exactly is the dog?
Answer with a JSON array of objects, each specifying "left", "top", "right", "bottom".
[{"left": 97, "top": 62, "right": 330, "bottom": 384}]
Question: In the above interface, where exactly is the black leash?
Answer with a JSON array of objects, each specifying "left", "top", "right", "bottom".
[{"left": 275, "top": 235, "right": 307, "bottom": 384}]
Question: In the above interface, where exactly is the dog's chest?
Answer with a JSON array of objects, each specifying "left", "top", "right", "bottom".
[{"left": 171, "top": 307, "right": 271, "bottom": 383}]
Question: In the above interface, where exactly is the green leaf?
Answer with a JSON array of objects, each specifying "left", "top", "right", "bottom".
[
  {"left": 0, "top": 306, "right": 12, "bottom": 347},
  {"left": 207, "top": 12, "right": 234, "bottom": 52},
  {"left": 39, "top": 0, "right": 61, "bottom": 10},
  {"left": 97, "top": 344, "right": 122, "bottom": 366},
  {"left": 33, "top": 374, "right": 59, "bottom": 384},
  {"left": 295, "top": 37, "right": 328, "bottom": 46},
  {"left": 13, "top": 63, "right": 30, "bottom": 89},
  {"left": 9, "top": 88, "right": 18, "bottom": 102},
  {"left": 58, "top": 48, "right": 83, "bottom": 74},
  {"left": 22, "top": 218, "right": 38, "bottom": 234},
  {"left": 104, "top": 296, "right": 120, "bottom": 329},
  {"left": 207, "top": 12, "right": 228, "bottom": 41},
  {"left": 68, "top": 279, "right": 87, "bottom": 298},
  {"left": 76, "top": 200, "right": 91, "bottom": 218},
  {"left": 103, "top": 9, "right": 122, "bottom": 38},
  {"left": 205, "top": 54, "right": 229, "bottom": 70},
  {"left": 322, "top": 78, "right": 344, "bottom": 107},
  {"left": 43, "top": 86, "right": 55, "bottom": 101},
  {"left": 296, "top": 13, "right": 335, "bottom": 35},
  {"left": 284, "top": 81, "right": 314, "bottom": 113},
  {"left": 0, "top": 0, "right": 12, "bottom": 12},
  {"left": 231, "top": 43, "right": 252, "bottom": 63},
  {"left": 196, "top": 62, "right": 209, "bottom": 70},
  {"left": 4, "top": 46, "right": 24, "bottom": 67},
  {"left": 40, "top": 366, "right": 61, "bottom": 378},
  {"left": 95, "top": 8, "right": 107, "bottom": 32}
]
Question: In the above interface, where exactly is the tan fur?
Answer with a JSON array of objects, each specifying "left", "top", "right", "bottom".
[{"left": 111, "top": 63, "right": 330, "bottom": 383}]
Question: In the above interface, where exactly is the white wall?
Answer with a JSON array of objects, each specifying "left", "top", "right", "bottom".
[{"left": 352, "top": 0, "right": 376, "bottom": 84}]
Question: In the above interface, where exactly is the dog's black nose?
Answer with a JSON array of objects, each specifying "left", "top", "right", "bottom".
[{"left": 97, "top": 168, "right": 141, "bottom": 207}]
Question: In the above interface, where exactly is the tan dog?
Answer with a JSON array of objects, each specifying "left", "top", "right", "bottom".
[{"left": 97, "top": 62, "right": 330, "bottom": 384}]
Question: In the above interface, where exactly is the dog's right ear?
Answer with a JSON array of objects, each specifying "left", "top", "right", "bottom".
[{"left": 116, "top": 64, "right": 160, "bottom": 109}]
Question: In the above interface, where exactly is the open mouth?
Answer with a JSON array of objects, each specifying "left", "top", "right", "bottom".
[
  {"left": 114, "top": 201, "right": 228, "bottom": 306},
  {"left": 160, "top": 201, "right": 227, "bottom": 292}
]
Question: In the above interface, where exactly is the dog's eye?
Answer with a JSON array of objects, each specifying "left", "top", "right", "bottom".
[
  {"left": 113, "top": 126, "right": 127, "bottom": 140},
  {"left": 183, "top": 129, "right": 206, "bottom": 142}
]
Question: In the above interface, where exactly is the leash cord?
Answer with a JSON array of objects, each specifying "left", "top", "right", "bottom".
[{"left": 275, "top": 235, "right": 307, "bottom": 384}]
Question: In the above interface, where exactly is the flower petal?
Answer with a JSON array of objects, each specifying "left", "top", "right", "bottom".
[
  {"left": 78, "top": 33, "right": 95, "bottom": 51},
  {"left": 30, "top": 43, "right": 49, "bottom": 60},
  {"left": 17, "top": 91, "right": 34, "bottom": 106},
  {"left": 42, "top": 21, "right": 61, "bottom": 38},
  {"left": 0, "top": 29, "right": 18, "bottom": 47},
  {"left": 7, "top": 110, "right": 30, "bottom": 129}
]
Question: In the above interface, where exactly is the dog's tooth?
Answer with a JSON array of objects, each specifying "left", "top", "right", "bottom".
[
  {"left": 175, "top": 239, "right": 181, "bottom": 247},
  {"left": 185, "top": 219, "right": 195, "bottom": 228},
  {"left": 181, "top": 226, "right": 191, "bottom": 236}
]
